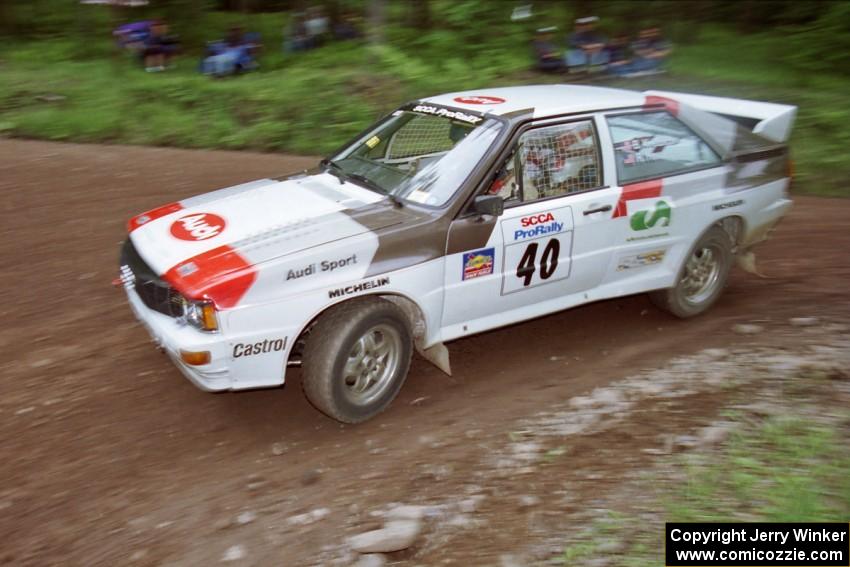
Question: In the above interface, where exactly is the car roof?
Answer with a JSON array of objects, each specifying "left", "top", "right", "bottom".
[{"left": 421, "top": 85, "right": 647, "bottom": 119}]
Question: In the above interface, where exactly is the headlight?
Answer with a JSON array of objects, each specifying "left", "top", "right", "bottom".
[{"left": 182, "top": 298, "right": 219, "bottom": 332}]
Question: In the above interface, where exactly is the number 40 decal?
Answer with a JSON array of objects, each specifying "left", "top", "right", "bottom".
[{"left": 516, "top": 238, "right": 560, "bottom": 287}]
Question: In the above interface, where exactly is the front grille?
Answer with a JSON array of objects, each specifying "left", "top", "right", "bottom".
[{"left": 120, "top": 239, "right": 184, "bottom": 318}]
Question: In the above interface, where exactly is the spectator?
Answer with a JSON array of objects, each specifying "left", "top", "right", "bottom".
[
  {"left": 142, "top": 20, "right": 178, "bottom": 72},
  {"left": 114, "top": 20, "right": 152, "bottom": 55},
  {"left": 202, "top": 26, "right": 257, "bottom": 77},
  {"left": 284, "top": 13, "right": 312, "bottom": 52},
  {"left": 532, "top": 27, "right": 565, "bottom": 73},
  {"left": 226, "top": 26, "right": 244, "bottom": 50},
  {"left": 304, "top": 6, "right": 330, "bottom": 47},
  {"left": 605, "top": 33, "right": 633, "bottom": 76},
  {"left": 565, "top": 16, "right": 609, "bottom": 72},
  {"left": 629, "top": 27, "right": 672, "bottom": 74},
  {"left": 333, "top": 13, "right": 362, "bottom": 41}
]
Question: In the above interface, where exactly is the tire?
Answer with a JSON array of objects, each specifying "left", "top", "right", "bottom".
[
  {"left": 650, "top": 225, "right": 734, "bottom": 318},
  {"left": 301, "top": 297, "right": 413, "bottom": 424}
]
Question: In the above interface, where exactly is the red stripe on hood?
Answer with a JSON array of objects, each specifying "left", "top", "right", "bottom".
[
  {"left": 128, "top": 202, "right": 184, "bottom": 232},
  {"left": 612, "top": 179, "right": 663, "bottom": 218},
  {"left": 644, "top": 95, "right": 679, "bottom": 116},
  {"left": 163, "top": 246, "right": 257, "bottom": 309}
]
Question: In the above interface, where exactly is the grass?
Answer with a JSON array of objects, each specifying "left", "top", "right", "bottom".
[
  {"left": 669, "top": 417, "right": 849, "bottom": 522},
  {"left": 560, "top": 411, "right": 850, "bottom": 565},
  {"left": 0, "top": 21, "right": 848, "bottom": 196}
]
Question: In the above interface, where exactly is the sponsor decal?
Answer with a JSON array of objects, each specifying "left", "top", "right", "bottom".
[
  {"left": 500, "top": 205, "right": 573, "bottom": 294},
  {"left": 462, "top": 248, "right": 495, "bottom": 280},
  {"left": 612, "top": 179, "right": 663, "bottom": 219},
  {"left": 514, "top": 212, "right": 563, "bottom": 241},
  {"left": 233, "top": 337, "right": 287, "bottom": 358},
  {"left": 287, "top": 264, "right": 315, "bottom": 281},
  {"left": 713, "top": 199, "right": 744, "bottom": 211},
  {"left": 411, "top": 104, "right": 483, "bottom": 125},
  {"left": 176, "top": 262, "right": 198, "bottom": 276},
  {"left": 128, "top": 202, "right": 184, "bottom": 232},
  {"left": 520, "top": 212, "right": 554, "bottom": 227},
  {"left": 614, "top": 135, "right": 676, "bottom": 166},
  {"left": 286, "top": 254, "right": 358, "bottom": 281},
  {"left": 453, "top": 95, "right": 506, "bottom": 105},
  {"left": 643, "top": 94, "right": 679, "bottom": 116},
  {"left": 328, "top": 277, "right": 390, "bottom": 299},
  {"left": 630, "top": 200, "right": 671, "bottom": 231},
  {"left": 365, "top": 135, "right": 381, "bottom": 149},
  {"left": 170, "top": 213, "right": 226, "bottom": 241},
  {"left": 617, "top": 249, "right": 666, "bottom": 271},
  {"left": 626, "top": 232, "right": 669, "bottom": 242}
]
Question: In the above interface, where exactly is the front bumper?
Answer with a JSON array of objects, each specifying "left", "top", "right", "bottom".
[{"left": 125, "top": 285, "right": 234, "bottom": 391}]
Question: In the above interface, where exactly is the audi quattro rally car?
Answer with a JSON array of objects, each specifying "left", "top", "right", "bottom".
[{"left": 119, "top": 85, "right": 795, "bottom": 423}]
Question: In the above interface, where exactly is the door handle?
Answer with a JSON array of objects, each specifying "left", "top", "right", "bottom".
[{"left": 583, "top": 204, "right": 613, "bottom": 216}]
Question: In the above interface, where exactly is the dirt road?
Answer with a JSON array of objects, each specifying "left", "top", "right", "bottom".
[{"left": 1, "top": 140, "right": 848, "bottom": 566}]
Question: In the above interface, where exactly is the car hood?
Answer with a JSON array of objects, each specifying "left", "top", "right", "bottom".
[{"left": 127, "top": 174, "right": 408, "bottom": 306}]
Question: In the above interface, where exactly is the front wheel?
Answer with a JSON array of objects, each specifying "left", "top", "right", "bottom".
[
  {"left": 302, "top": 298, "right": 412, "bottom": 423},
  {"left": 650, "top": 225, "right": 733, "bottom": 318}
]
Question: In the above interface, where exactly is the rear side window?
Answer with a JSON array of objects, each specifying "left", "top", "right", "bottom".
[{"left": 607, "top": 111, "right": 721, "bottom": 184}]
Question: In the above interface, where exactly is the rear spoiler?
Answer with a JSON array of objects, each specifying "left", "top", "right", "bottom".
[{"left": 644, "top": 90, "right": 797, "bottom": 143}]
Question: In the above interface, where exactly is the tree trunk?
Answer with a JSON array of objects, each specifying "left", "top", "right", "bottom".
[
  {"left": 407, "top": 0, "right": 430, "bottom": 30},
  {"left": 0, "top": 0, "right": 12, "bottom": 38},
  {"left": 368, "top": 0, "right": 386, "bottom": 46}
]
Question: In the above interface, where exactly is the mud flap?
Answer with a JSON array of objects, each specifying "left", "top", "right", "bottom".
[
  {"left": 418, "top": 342, "right": 452, "bottom": 376},
  {"left": 737, "top": 250, "right": 768, "bottom": 278}
]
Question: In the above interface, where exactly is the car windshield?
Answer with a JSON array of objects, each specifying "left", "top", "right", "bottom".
[{"left": 329, "top": 107, "right": 504, "bottom": 207}]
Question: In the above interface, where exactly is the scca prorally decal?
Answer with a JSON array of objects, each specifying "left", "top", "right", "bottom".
[
  {"left": 617, "top": 249, "right": 666, "bottom": 271},
  {"left": 453, "top": 95, "right": 506, "bottom": 105},
  {"left": 630, "top": 200, "right": 671, "bottom": 231},
  {"left": 233, "top": 337, "right": 287, "bottom": 358},
  {"left": 515, "top": 211, "right": 564, "bottom": 241},
  {"left": 328, "top": 277, "right": 390, "bottom": 299},
  {"left": 713, "top": 199, "right": 744, "bottom": 211},
  {"left": 170, "top": 213, "right": 226, "bottom": 241},
  {"left": 462, "top": 248, "right": 495, "bottom": 280},
  {"left": 412, "top": 104, "right": 482, "bottom": 125},
  {"left": 286, "top": 254, "right": 358, "bottom": 281}
]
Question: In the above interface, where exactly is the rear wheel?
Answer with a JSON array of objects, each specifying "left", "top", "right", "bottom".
[
  {"left": 302, "top": 298, "right": 412, "bottom": 423},
  {"left": 650, "top": 225, "right": 733, "bottom": 318}
]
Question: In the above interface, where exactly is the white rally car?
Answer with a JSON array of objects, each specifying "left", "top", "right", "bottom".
[{"left": 119, "top": 85, "right": 795, "bottom": 423}]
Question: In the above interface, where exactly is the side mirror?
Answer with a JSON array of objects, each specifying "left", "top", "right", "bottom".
[{"left": 473, "top": 194, "right": 504, "bottom": 217}]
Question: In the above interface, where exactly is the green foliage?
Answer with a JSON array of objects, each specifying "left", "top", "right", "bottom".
[
  {"left": 559, "top": 411, "right": 850, "bottom": 565},
  {"left": 783, "top": 1, "right": 850, "bottom": 76},
  {"left": 0, "top": 8, "right": 849, "bottom": 196},
  {"left": 672, "top": 417, "right": 850, "bottom": 522}
]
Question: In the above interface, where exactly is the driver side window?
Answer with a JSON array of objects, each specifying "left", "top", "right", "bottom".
[{"left": 488, "top": 120, "right": 601, "bottom": 203}]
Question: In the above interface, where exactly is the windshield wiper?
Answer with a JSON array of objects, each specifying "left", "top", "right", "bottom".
[
  {"left": 348, "top": 172, "right": 404, "bottom": 208},
  {"left": 320, "top": 159, "right": 403, "bottom": 207},
  {"left": 320, "top": 158, "right": 346, "bottom": 185}
]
